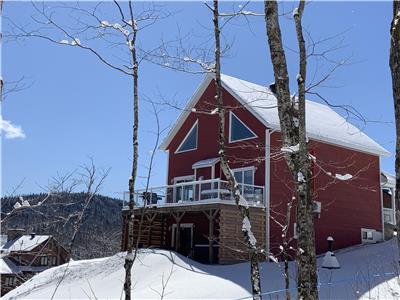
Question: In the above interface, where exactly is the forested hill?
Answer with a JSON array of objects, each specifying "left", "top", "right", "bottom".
[{"left": 1, "top": 193, "right": 123, "bottom": 259}]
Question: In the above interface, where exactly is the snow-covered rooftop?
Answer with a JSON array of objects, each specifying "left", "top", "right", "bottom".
[
  {"left": 0, "top": 257, "right": 21, "bottom": 275},
  {"left": 381, "top": 171, "right": 396, "bottom": 188},
  {"left": 192, "top": 157, "right": 220, "bottom": 169},
  {"left": 160, "top": 74, "right": 389, "bottom": 157},
  {"left": 1, "top": 235, "right": 50, "bottom": 253}
]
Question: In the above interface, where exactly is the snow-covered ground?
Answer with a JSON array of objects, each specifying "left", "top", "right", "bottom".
[{"left": 4, "top": 240, "right": 400, "bottom": 299}]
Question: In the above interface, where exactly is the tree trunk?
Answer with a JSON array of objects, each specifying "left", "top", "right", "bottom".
[
  {"left": 212, "top": 1, "right": 262, "bottom": 299},
  {"left": 124, "top": 1, "right": 139, "bottom": 299},
  {"left": 264, "top": 1, "right": 318, "bottom": 299},
  {"left": 390, "top": 0, "right": 400, "bottom": 260}
]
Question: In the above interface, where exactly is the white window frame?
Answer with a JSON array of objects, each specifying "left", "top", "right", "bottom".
[
  {"left": 40, "top": 256, "right": 48, "bottom": 266},
  {"left": 229, "top": 111, "right": 257, "bottom": 143},
  {"left": 5, "top": 276, "right": 16, "bottom": 287},
  {"left": 361, "top": 228, "right": 375, "bottom": 243},
  {"left": 171, "top": 223, "right": 194, "bottom": 248},
  {"left": 173, "top": 175, "right": 195, "bottom": 202},
  {"left": 232, "top": 166, "right": 255, "bottom": 194},
  {"left": 175, "top": 120, "right": 199, "bottom": 154}
]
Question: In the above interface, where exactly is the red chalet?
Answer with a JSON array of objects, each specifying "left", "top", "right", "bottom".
[{"left": 122, "top": 74, "right": 390, "bottom": 264}]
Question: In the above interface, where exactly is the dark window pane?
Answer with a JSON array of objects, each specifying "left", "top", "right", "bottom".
[
  {"left": 234, "top": 171, "right": 243, "bottom": 184},
  {"left": 178, "top": 123, "right": 197, "bottom": 152},
  {"left": 230, "top": 113, "right": 256, "bottom": 142},
  {"left": 244, "top": 170, "right": 253, "bottom": 185}
]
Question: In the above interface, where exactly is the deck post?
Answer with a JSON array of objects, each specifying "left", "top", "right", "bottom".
[
  {"left": 203, "top": 209, "right": 219, "bottom": 264},
  {"left": 146, "top": 212, "right": 157, "bottom": 247},
  {"left": 172, "top": 212, "right": 185, "bottom": 252}
]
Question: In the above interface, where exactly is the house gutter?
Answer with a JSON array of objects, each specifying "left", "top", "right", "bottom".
[{"left": 265, "top": 128, "right": 276, "bottom": 259}]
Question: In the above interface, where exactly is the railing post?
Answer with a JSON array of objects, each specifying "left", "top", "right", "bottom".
[
  {"left": 218, "top": 180, "right": 221, "bottom": 201},
  {"left": 199, "top": 182, "right": 202, "bottom": 201}
]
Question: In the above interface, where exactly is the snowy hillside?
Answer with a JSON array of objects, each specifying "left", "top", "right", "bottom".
[{"left": 4, "top": 240, "right": 400, "bottom": 299}]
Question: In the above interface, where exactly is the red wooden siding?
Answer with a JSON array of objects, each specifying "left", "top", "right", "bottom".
[
  {"left": 165, "top": 79, "right": 383, "bottom": 255},
  {"left": 166, "top": 82, "right": 266, "bottom": 187},
  {"left": 269, "top": 131, "right": 382, "bottom": 254}
]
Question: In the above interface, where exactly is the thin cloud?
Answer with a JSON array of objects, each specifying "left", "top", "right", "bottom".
[{"left": 1, "top": 117, "right": 26, "bottom": 139}]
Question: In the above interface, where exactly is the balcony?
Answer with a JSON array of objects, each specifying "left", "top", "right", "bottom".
[{"left": 122, "top": 178, "right": 265, "bottom": 209}]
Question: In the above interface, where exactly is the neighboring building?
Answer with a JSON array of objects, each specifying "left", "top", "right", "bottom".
[
  {"left": 121, "top": 74, "right": 390, "bottom": 264},
  {"left": 0, "top": 231, "right": 69, "bottom": 296},
  {"left": 381, "top": 172, "right": 397, "bottom": 238}
]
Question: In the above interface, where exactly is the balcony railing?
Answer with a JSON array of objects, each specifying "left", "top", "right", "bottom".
[
  {"left": 122, "top": 178, "right": 265, "bottom": 209},
  {"left": 383, "top": 207, "right": 396, "bottom": 225}
]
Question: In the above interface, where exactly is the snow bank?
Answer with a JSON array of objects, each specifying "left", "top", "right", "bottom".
[{"left": 4, "top": 240, "right": 400, "bottom": 299}]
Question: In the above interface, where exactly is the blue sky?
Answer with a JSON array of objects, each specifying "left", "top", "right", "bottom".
[{"left": 3, "top": 1, "right": 395, "bottom": 198}]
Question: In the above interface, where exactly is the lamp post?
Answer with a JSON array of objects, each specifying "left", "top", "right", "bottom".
[
  {"left": 322, "top": 236, "right": 340, "bottom": 270},
  {"left": 322, "top": 236, "right": 340, "bottom": 299}
]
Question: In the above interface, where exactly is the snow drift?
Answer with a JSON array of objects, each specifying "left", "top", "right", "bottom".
[{"left": 4, "top": 240, "right": 400, "bottom": 299}]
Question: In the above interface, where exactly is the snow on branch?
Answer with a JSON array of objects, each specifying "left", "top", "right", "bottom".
[
  {"left": 281, "top": 143, "right": 299, "bottom": 154},
  {"left": 242, "top": 216, "right": 257, "bottom": 247},
  {"left": 335, "top": 173, "right": 353, "bottom": 181}
]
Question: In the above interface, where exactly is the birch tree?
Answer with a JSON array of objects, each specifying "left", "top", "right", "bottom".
[
  {"left": 145, "top": 2, "right": 263, "bottom": 297},
  {"left": 209, "top": 1, "right": 262, "bottom": 298},
  {"left": 264, "top": 1, "right": 318, "bottom": 299},
  {"left": 5, "top": 2, "right": 168, "bottom": 298},
  {"left": 390, "top": 0, "right": 400, "bottom": 259}
]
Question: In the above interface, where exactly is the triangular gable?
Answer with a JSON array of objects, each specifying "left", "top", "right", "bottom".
[
  {"left": 159, "top": 74, "right": 268, "bottom": 151},
  {"left": 160, "top": 73, "right": 390, "bottom": 157}
]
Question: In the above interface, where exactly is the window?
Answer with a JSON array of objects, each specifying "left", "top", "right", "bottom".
[
  {"left": 361, "top": 228, "right": 375, "bottom": 243},
  {"left": 40, "top": 256, "right": 48, "bottom": 266},
  {"left": 229, "top": 112, "right": 257, "bottom": 143},
  {"left": 4, "top": 276, "right": 17, "bottom": 287},
  {"left": 48, "top": 256, "right": 57, "bottom": 266},
  {"left": 233, "top": 167, "right": 255, "bottom": 195},
  {"left": 176, "top": 121, "right": 198, "bottom": 153},
  {"left": 174, "top": 176, "right": 195, "bottom": 202}
]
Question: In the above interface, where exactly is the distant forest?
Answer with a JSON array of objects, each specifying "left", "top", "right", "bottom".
[{"left": 1, "top": 193, "right": 123, "bottom": 259}]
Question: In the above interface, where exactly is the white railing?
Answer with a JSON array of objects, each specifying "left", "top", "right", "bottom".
[
  {"left": 383, "top": 208, "right": 396, "bottom": 225},
  {"left": 122, "top": 178, "right": 265, "bottom": 208}
]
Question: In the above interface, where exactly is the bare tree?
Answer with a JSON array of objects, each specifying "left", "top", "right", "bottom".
[
  {"left": 390, "top": 0, "right": 400, "bottom": 259},
  {"left": 144, "top": 2, "right": 263, "bottom": 298},
  {"left": 208, "top": 1, "right": 262, "bottom": 299},
  {"left": 50, "top": 160, "right": 110, "bottom": 299},
  {"left": 1, "top": 158, "right": 111, "bottom": 298},
  {"left": 264, "top": 1, "right": 318, "bottom": 299},
  {"left": 5, "top": 2, "right": 168, "bottom": 298}
]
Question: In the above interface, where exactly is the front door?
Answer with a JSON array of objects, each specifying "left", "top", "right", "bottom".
[{"left": 179, "top": 227, "right": 193, "bottom": 256}]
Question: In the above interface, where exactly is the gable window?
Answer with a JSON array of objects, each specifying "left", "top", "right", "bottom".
[
  {"left": 229, "top": 112, "right": 257, "bottom": 143},
  {"left": 233, "top": 167, "right": 255, "bottom": 195},
  {"left": 176, "top": 121, "right": 198, "bottom": 153}
]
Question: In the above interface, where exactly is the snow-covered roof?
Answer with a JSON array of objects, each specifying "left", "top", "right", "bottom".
[
  {"left": 160, "top": 74, "right": 390, "bottom": 157},
  {"left": 381, "top": 171, "right": 396, "bottom": 188},
  {"left": 192, "top": 157, "right": 220, "bottom": 169},
  {"left": 0, "top": 257, "right": 21, "bottom": 275},
  {"left": 1, "top": 235, "right": 50, "bottom": 253}
]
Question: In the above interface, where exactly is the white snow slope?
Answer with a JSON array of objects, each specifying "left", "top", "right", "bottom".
[{"left": 4, "top": 240, "right": 400, "bottom": 299}]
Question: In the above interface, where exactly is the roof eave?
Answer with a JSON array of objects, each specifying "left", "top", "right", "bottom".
[{"left": 159, "top": 75, "right": 213, "bottom": 151}]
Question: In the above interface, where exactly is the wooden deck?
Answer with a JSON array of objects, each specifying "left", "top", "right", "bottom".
[{"left": 121, "top": 202, "right": 267, "bottom": 264}]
